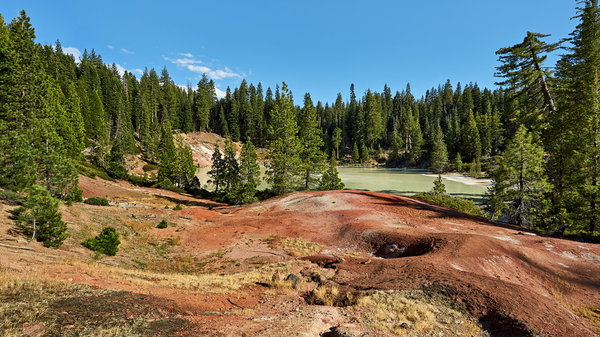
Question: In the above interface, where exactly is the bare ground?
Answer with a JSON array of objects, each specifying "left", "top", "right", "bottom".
[{"left": 0, "top": 177, "right": 599, "bottom": 336}]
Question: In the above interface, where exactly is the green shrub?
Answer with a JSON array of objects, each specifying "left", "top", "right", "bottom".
[
  {"left": 76, "top": 161, "right": 116, "bottom": 182},
  {"left": 173, "top": 204, "right": 183, "bottom": 210},
  {"left": 128, "top": 174, "right": 156, "bottom": 187},
  {"left": 157, "top": 220, "right": 169, "bottom": 229},
  {"left": 142, "top": 163, "right": 158, "bottom": 172},
  {"left": 13, "top": 185, "right": 68, "bottom": 248},
  {"left": 83, "top": 197, "right": 110, "bottom": 206},
  {"left": 82, "top": 226, "right": 120, "bottom": 256},
  {"left": 414, "top": 192, "right": 485, "bottom": 218},
  {"left": 0, "top": 190, "right": 23, "bottom": 205}
]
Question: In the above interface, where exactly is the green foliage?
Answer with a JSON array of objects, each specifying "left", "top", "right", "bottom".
[
  {"left": 0, "top": 190, "right": 23, "bottom": 205},
  {"left": 82, "top": 226, "right": 120, "bottom": 256},
  {"left": 142, "top": 163, "right": 158, "bottom": 172},
  {"left": 414, "top": 192, "right": 485, "bottom": 218},
  {"left": 266, "top": 83, "right": 302, "bottom": 195},
  {"left": 432, "top": 175, "right": 446, "bottom": 194},
  {"left": 156, "top": 220, "right": 169, "bottom": 229},
  {"left": 83, "top": 197, "right": 109, "bottom": 206},
  {"left": 453, "top": 153, "right": 464, "bottom": 172},
  {"left": 430, "top": 123, "right": 448, "bottom": 173},
  {"left": 319, "top": 157, "right": 345, "bottom": 190},
  {"left": 299, "top": 93, "right": 326, "bottom": 190},
  {"left": 13, "top": 185, "right": 68, "bottom": 247},
  {"left": 486, "top": 126, "right": 551, "bottom": 228},
  {"left": 238, "top": 138, "right": 260, "bottom": 203},
  {"left": 173, "top": 204, "right": 183, "bottom": 210}
]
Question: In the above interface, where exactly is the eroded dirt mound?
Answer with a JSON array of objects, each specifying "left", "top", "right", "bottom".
[{"left": 1, "top": 185, "right": 599, "bottom": 336}]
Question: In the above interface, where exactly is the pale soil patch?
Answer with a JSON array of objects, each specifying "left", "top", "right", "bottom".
[{"left": 423, "top": 172, "right": 492, "bottom": 186}]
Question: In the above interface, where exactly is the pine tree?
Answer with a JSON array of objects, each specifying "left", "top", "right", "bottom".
[
  {"left": 495, "top": 32, "right": 559, "bottom": 135},
  {"left": 208, "top": 143, "right": 225, "bottom": 193},
  {"left": 430, "top": 123, "right": 449, "bottom": 173},
  {"left": 332, "top": 127, "right": 342, "bottom": 159},
  {"left": 14, "top": 185, "right": 68, "bottom": 247},
  {"left": 432, "top": 175, "right": 447, "bottom": 194},
  {"left": 319, "top": 157, "right": 345, "bottom": 190},
  {"left": 222, "top": 138, "right": 241, "bottom": 199},
  {"left": 352, "top": 143, "right": 360, "bottom": 163},
  {"left": 266, "top": 83, "right": 301, "bottom": 194},
  {"left": 552, "top": 0, "right": 600, "bottom": 233},
  {"left": 238, "top": 138, "right": 260, "bottom": 203},
  {"left": 298, "top": 93, "right": 326, "bottom": 190},
  {"left": 460, "top": 110, "right": 482, "bottom": 163},
  {"left": 487, "top": 126, "right": 551, "bottom": 228}
]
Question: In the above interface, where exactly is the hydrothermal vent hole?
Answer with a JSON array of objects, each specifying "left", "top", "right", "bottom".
[{"left": 372, "top": 238, "right": 436, "bottom": 259}]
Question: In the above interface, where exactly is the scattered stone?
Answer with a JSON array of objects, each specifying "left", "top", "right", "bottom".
[
  {"left": 176, "top": 227, "right": 185, "bottom": 232},
  {"left": 285, "top": 273, "right": 302, "bottom": 289},
  {"left": 129, "top": 214, "right": 157, "bottom": 219},
  {"left": 400, "top": 322, "right": 410, "bottom": 329}
]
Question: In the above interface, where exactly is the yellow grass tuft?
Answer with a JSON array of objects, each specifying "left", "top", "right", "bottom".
[
  {"left": 346, "top": 290, "right": 483, "bottom": 336},
  {"left": 577, "top": 307, "right": 600, "bottom": 334}
]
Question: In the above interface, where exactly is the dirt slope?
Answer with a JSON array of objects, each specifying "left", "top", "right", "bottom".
[{"left": 0, "top": 180, "right": 599, "bottom": 336}]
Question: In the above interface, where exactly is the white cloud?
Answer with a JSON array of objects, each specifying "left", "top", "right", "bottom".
[
  {"left": 114, "top": 63, "right": 127, "bottom": 76},
  {"left": 179, "top": 52, "right": 193, "bottom": 58},
  {"left": 164, "top": 55, "right": 242, "bottom": 80},
  {"left": 215, "top": 87, "right": 226, "bottom": 99},
  {"left": 120, "top": 48, "right": 134, "bottom": 55},
  {"left": 62, "top": 46, "right": 82, "bottom": 63},
  {"left": 107, "top": 45, "right": 113, "bottom": 49},
  {"left": 133, "top": 68, "right": 144, "bottom": 75}
]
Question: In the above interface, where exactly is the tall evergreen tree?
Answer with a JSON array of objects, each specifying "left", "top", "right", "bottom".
[
  {"left": 266, "top": 83, "right": 301, "bottom": 194},
  {"left": 298, "top": 93, "right": 326, "bottom": 190},
  {"left": 487, "top": 126, "right": 551, "bottom": 228}
]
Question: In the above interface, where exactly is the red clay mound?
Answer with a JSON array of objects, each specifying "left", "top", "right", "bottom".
[{"left": 217, "top": 190, "right": 600, "bottom": 336}]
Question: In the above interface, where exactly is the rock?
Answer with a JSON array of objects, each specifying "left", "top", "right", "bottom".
[
  {"left": 285, "top": 273, "right": 302, "bottom": 289},
  {"left": 399, "top": 322, "right": 410, "bottom": 329},
  {"left": 176, "top": 227, "right": 185, "bottom": 232},
  {"left": 324, "top": 326, "right": 362, "bottom": 337}
]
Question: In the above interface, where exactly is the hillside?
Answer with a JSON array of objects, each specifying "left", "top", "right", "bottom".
[{"left": 0, "top": 176, "right": 598, "bottom": 336}]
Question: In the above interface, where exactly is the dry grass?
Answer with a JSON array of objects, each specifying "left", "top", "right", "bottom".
[
  {"left": 0, "top": 270, "right": 189, "bottom": 337},
  {"left": 577, "top": 307, "right": 600, "bottom": 334},
  {"left": 75, "top": 259, "right": 311, "bottom": 294},
  {"left": 306, "top": 284, "right": 356, "bottom": 307},
  {"left": 346, "top": 290, "right": 484, "bottom": 336},
  {"left": 264, "top": 236, "right": 322, "bottom": 257}
]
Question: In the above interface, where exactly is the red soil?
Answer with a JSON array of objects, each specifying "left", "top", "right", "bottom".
[{"left": 1, "top": 181, "right": 599, "bottom": 336}]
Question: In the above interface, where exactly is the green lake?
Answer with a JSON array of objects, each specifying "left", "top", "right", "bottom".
[{"left": 197, "top": 166, "right": 490, "bottom": 203}]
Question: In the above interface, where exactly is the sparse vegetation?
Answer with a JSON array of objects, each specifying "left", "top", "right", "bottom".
[
  {"left": 0, "top": 271, "right": 188, "bottom": 336},
  {"left": 306, "top": 284, "right": 357, "bottom": 307},
  {"left": 346, "top": 290, "right": 483, "bottom": 336},
  {"left": 156, "top": 220, "right": 169, "bottom": 229},
  {"left": 173, "top": 204, "right": 183, "bottom": 210},
  {"left": 142, "top": 163, "right": 158, "bottom": 172},
  {"left": 13, "top": 185, "right": 68, "bottom": 247},
  {"left": 264, "top": 236, "right": 322, "bottom": 257},
  {"left": 82, "top": 226, "right": 121, "bottom": 256},
  {"left": 84, "top": 196, "right": 110, "bottom": 206},
  {"left": 414, "top": 191, "right": 485, "bottom": 218}
]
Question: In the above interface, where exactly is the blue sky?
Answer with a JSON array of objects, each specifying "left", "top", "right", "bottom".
[{"left": 1, "top": 1, "right": 577, "bottom": 102}]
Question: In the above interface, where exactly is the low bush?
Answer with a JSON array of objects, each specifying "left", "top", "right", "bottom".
[
  {"left": 173, "top": 204, "right": 183, "bottom": 210},
  {"left": 82, "top": 226, "right": 120, "bottom": 256},
  {"left": 83, "top": 197, "right": 109, "bottom": 206},
  {"left": 0, "top": 190, "right": 23, "bottom": 205},
  {"left": 142, "top": 163, "right": 158, "bottom": 172},
  {"left": 414, "top": 192, "right": 485, "bottom": 218},
  {"left": 156, "top": 220, "right": 169, "bottom": 229}
]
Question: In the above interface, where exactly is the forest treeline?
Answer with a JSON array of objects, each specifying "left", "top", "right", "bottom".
[{"left": 1, "top": 0, "right": 599, "bottom": 247}]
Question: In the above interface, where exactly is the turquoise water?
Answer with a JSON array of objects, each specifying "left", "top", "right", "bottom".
[
  {"left": 337, "top": 167, "right": 489, "bottom": 203},
  {"left": 197, "top": 166, "right": 490, "bottom": 203}
]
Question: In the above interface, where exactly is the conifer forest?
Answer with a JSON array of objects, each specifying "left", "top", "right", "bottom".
[{"left": 1, "top": 0, "right": 600, "bottom": 248}]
